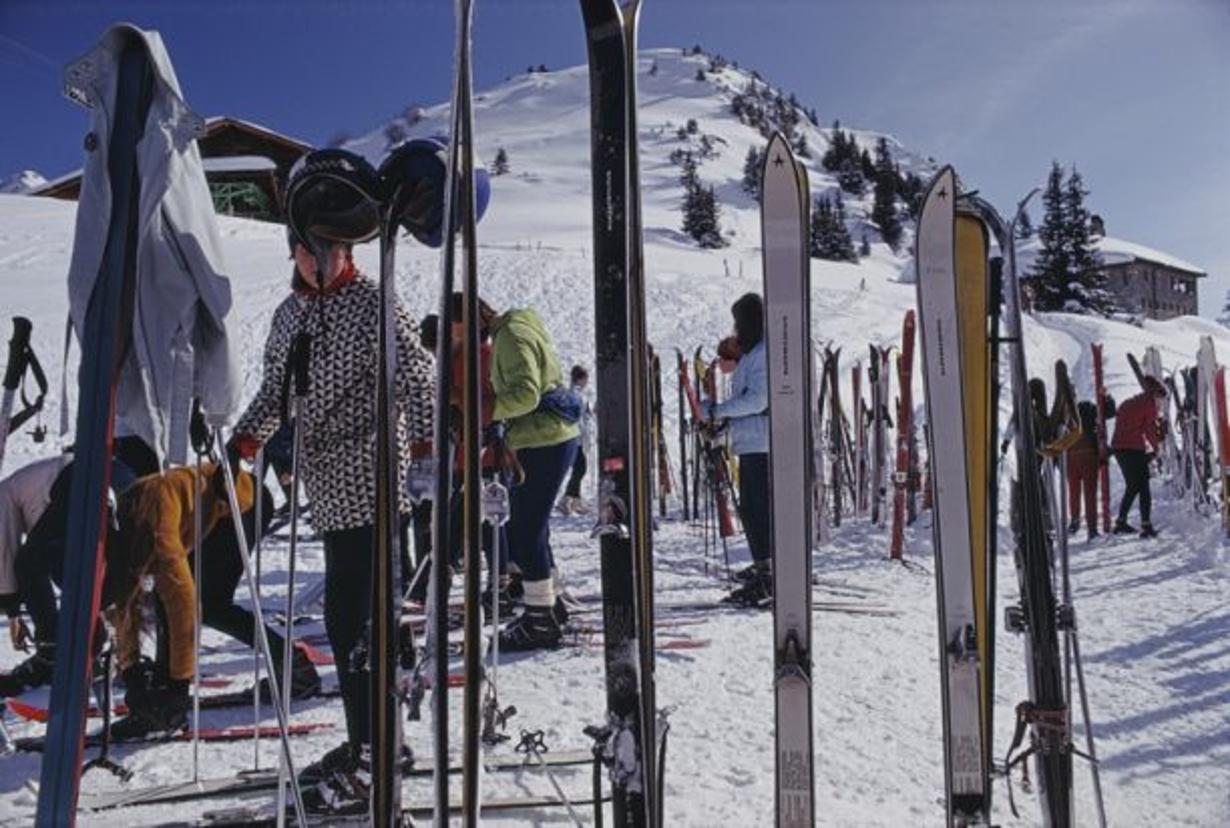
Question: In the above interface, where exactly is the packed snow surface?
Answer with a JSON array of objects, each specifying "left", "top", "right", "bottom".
[{"left": 1, "top": 49, "right": 1228, "bottom": 827}]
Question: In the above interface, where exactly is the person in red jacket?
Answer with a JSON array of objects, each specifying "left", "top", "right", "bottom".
[{"left": 1110, "top": 376, "right": 1166, "bottom": 538}]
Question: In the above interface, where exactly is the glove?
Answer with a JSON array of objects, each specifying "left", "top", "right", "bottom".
[{"left": 228, "top": 433, "right": 260, "bottom": 464}]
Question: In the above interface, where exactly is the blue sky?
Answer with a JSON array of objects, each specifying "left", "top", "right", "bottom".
[{"left": 2, "top": 0, "right": 1226, "bottom": 313}]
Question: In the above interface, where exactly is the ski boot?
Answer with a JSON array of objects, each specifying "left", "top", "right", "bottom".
[
  {"left": 110, "top": 679, "right": 189, "bottom": 741},
  {"left": 1067, "top": 518, "right": 1081, "bottom": 535},
  {"left": 723, "top": 569, "right": 773, "bottom": 608},
  {"left": 0, "top": 645, "right": 55, "bottom": 697},
  {"left": 481, "top": 585, "right": 516, "bottom": 623},
  {"left": 731, "top": 562, "right": 769, "bottom": 583},
  {"left": 301, "top": 743, "right": 371, "bottom": 817},
  {"left": 259, "top": 645, "right": 322, "bottom": 702},
  {"left": 1139, "top": 523, "right": 1158, "bottom": 539},
  {"left": 1112, "top": 519, "right": 1137, "bottom": 535},
  {"left": 499, "top": 606, "right": 562, "bottom": 652}
]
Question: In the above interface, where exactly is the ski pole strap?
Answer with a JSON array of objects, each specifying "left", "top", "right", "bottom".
[{"left": 1002, "top": 700, "right": 1069, "bottom": 817}]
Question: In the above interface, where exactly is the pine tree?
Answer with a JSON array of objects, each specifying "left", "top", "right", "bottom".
[
  {"left": 860, "top": 233, "right": 871, "bottom": 257},
  {"left": 809, "top": 192, "right": 856, "bottom": 262},
  {"left": 793, "top": 133, "right": 810, "bottom": 159},
  {"left": 837, "top": 158, "right": 865, "bottom": 195},
  {"left": 1030, "top": 161, "right": 1070, "bottom": 311},
  {"left": 1064, "top": 167, "right": 1110, "bottom": 312},
  {"left": 383, "top": 121, "right": 407, "bottom": 148},
  {"left": 741, "top": 146, "right": 762, "bottom": 197},
  {"left": 809, "top": 196, "right": 833, "bottom": 259},
  {"left": 871, "top": 137, "right": 902, "bottom": 251},
  {"left": 491, "top": 147, "right": 510, "bottom": 176},
  {"left": 682, "top": 179, "right": 726, "bottom": 249},
  {"left": 1220, "top": 292, "right": 1230, "bottom": 328}
]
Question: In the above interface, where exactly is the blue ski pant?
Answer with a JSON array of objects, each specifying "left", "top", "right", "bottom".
[
  {"left": 738, "top": 452, "right": 771, "bottom": 565},
  {"left": 323, "top": 517, "right": 408, "bottom": 748},
  {"left": 508, "top": 437, "right": 578, "bottom": 583}
]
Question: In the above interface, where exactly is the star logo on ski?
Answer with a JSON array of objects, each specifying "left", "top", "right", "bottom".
[
  {"left": 773, "top": 153, "right": 785, "bottom": 167},
  {"left": 938, "top": 187, "right": 948, "bottom": 200}
]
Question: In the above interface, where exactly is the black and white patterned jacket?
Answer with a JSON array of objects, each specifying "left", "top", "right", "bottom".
[{"left": 234, "top": 271, "right": 434, "bottom": 533}]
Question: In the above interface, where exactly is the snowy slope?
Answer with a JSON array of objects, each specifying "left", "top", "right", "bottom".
[
  {"left": 0, "top": 170, "right": 47, "bottom": 195},
  {"left": 0, "top": 48, "right": 1228, "bottom": 828}
]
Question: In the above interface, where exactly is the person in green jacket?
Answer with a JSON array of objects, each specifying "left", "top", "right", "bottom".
[{"left": 478, "top": 300, "right": 580, "bottom": 650}]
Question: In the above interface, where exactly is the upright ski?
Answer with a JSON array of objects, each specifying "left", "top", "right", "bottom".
[
  {"left": 38, "top": 31, "right": 154, "bottom": 826},
  {"left": 915, "top": 167, "right": 989, "bottom": 825},
  {"left": 982, "top": 191, "right": 1074, "bottom": 826},
  {"left": 580, "top": 1, "right": 658, "bottom": 823},
  {"left": 760, "top": 132, "right": 815, "bottom": 827},
  {"left": 890, "top": 311, "right": 916, "bottom": 560}
]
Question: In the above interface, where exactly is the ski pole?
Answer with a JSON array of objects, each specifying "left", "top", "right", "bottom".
[
  {"left": 213, "top": 428, "right": 307, "bottom": 827},
  {"left": 192, "top": 448, "right": 203, "bottom": 784},
  {"left": 278, "top": 332, "right": 311, "bottom": 826},
  {"left": 251, "top": 447, "right": 263, "bottom": 771}
]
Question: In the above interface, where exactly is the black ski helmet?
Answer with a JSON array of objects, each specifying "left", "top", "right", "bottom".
[
  {"left": 377, "top": 136, "right": 491, "bottom": 248},
  {"left": 284, "top": 148, "right": 382, "bottom": 252},
  {"left": 731, "top": 292, "right": 764, "bottom": 351}
]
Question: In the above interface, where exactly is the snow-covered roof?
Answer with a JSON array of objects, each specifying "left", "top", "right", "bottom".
[
  {"left": 1093, "top": 235, "right": 1205, "bottom": 276},
  {"left": 203, "top": 155, "right": 277, "bottom": 173},
  {"left": 1017, "top": 234, "right": 1205, "bottom": 278},
  {"left": 203, "top": 115, "right": 312, "bottom": 151}
]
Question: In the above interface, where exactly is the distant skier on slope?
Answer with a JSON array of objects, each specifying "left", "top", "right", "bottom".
[
  {"left": 228, "top": 218, "right": 434, "bottom": 813},
  {"left": 100, "top": 463, "right": 262, "bottom": 739},
  {"left": 1111, "top": 376, "right": 1166, "bottom": 538},
  {"left": 707, "top": 293, "right": 771, "bottom": 607},
  {"left": 480, "top": 298, "right": 580, "bottom": 652},
  {"left": 557, "top": 364, "right": 594, "bottom": 516}
]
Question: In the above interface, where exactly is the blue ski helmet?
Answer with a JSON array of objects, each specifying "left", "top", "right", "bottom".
[
  {"left": 284, "top": 148, "right": 383, "bottom": 250},
  {"left": 377, "top": 135, "right": 491, "bottom": 248}
]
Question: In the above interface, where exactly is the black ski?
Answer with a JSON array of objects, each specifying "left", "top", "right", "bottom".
[
  {"left": 971, "top": 192, "right": 1074, "bottom": 825},
  {"left": 579, "top": 0, "right": 659, "bottom": 824}
]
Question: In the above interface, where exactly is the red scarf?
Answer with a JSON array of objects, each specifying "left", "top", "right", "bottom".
[{"left": 293, "top": 260, "right": 357, "bottom": 296}]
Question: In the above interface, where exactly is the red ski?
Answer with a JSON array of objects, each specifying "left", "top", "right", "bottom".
[
  {"left": 1091, "top": 343, "right": 1111, "bottom": 533},
  {"left": 890, "top": 311, "right": 916, "bottom": 559},
  {"left": 681, "top": 352, "right": 737, "bottom": 538},
  {"left": 1214, "top": 367, "right": 1230, "bottom": 535}
]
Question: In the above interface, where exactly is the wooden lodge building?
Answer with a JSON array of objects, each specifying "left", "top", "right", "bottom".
[{"left": 34, "top": 117, "right": 311, "bottom": 222}]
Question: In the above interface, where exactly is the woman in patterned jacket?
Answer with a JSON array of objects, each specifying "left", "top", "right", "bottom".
[{"left": 229, "top": 229, "right": 434, "bottom": 810}]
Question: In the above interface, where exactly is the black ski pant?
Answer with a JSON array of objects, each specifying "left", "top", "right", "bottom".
[
  {"left": 508, "top": 437, "right": 578, "bottom": 583},
  {"left": 564, "top": 447, "right": 587, "bottom": 499},
  {"left": 737, "top": 452, "right": 771, "bottom": 566},
  {"left": 154, "top": 486, "right": 291, "bottom": 681},
  {"left": 1114, "top": 449, "right": 1152, "bottom": 525},
  {"left": 323, "top": 518, "right": 408, "bottom": 748}
]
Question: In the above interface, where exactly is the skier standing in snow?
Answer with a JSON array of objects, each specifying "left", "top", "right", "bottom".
[
  {"left": 1065, "top": 399, "right": 1111, "bottom": 541},
  {"left": 557, "top": 364, "right": 594, "bottom": 515},
  {"left": 479, "top": 298, "right": 580, "bottom": 651},
  {"left": 1111, "top": 376, "right": 1165, "bottom": 538},
  {"left": 228, "top": 224, "right": 434, "bottom": 811},
  {"left": 708, "top": 293, "right": 771, "bottom": 605},
  {"left": 436, "top": 294, "right": 516, "bottom": 614}
]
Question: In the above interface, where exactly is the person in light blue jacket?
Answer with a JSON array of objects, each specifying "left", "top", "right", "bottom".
[{"left": 704, "top": 293, "right": 772, "bottom": 605}]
